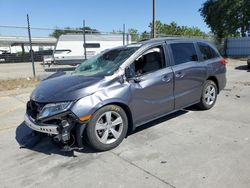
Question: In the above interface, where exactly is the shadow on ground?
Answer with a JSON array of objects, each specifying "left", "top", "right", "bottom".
[
  {"left": 235, "top": 65, "right": 250, "bottom": 72},
  {"left": 131, "top": 110, "right": 188, "bottom": 135},
  {"left": 15, "top": 122, "right": 95, "bottom": 157},
  {"left": 16, "top": 109, "right": 190, "bottom": 156}
]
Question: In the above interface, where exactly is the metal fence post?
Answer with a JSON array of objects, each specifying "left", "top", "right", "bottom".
[
  {"left": 27, "top": 14, "right": 36, "bottom": 77},
  {"left": 123, "top": 24, "right": 125, "bottom": 45},
  {"left": 83, "top": 20, "right": 87, "bottom": 60}
]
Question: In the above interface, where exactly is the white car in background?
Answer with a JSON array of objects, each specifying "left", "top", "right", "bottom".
[{"left": 42, "top": 55, "right": 54, "bottom": 67}]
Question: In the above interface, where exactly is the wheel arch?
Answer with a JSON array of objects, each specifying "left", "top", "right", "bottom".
[
  {"left": 111, "top": 102, "right": 134, "bottom": 136},
  {"left": 93, "top": 101, "right": 134, "bottom": 136},
  {"left": 207, "top": 76, "right": 219, "bottom": 94}
]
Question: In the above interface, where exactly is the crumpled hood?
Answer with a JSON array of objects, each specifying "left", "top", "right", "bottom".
[{"left": 31, "top": 74, "right": 103, "bottom": 103}]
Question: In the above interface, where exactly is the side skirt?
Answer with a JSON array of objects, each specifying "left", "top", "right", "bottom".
[{"left": 134, "top": 100, "right": 200, "bottom": 129}]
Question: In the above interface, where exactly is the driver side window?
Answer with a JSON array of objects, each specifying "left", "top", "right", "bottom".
[{"left": 130, "top": 46, "right": 166, "bottom": 77}]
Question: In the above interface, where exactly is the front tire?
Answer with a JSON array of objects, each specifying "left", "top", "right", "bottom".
[
  {"left": 86, "top": 105, "right": 128, "bottom": 151},
  {"left": 198, "top": 80, "right": 218, "bottom": 110}
]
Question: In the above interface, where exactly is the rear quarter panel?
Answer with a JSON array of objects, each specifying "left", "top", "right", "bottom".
[{"left": 206, "top": 57, "right": 227, "bottom": 91}]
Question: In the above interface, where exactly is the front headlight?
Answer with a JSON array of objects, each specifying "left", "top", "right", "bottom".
[{"left": 38, "top": 102, "right": 73, "bottom": 119}]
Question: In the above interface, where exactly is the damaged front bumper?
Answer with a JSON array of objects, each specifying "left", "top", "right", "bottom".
[
  {"left": 24, "top": 113, "right": 59, "bottom": 135},
  {"left": 24, "top": 112, "right": 87, "bottom": 150}
]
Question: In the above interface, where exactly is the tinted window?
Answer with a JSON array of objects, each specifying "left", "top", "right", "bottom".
[
  {"left": 171, "top": 43, "right": 198, "bottom": 65},
  {"left": 198, "top": 43, "right": 219, "bottom": 60},
  {"left": 131, "top": 46, "right": 166, "bottom": 76}
]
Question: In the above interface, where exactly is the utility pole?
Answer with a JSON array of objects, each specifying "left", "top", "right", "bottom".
[
  {"left": 27, "top": 14, "right": 36, "bottom": 77},
  {"left": 152, "top": 0, "right": 156, "bottom": 38}
]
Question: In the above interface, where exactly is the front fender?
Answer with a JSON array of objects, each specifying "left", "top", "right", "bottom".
[{"left": 70, "top": 83, "right": 131, "bottom": 120}]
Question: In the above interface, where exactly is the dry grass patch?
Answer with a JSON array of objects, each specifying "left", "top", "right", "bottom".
[{"left": 0, "top": 78, "right": 39, "bottom": 91}]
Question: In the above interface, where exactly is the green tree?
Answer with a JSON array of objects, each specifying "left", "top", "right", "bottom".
[
  {"left": 140, "top": 31, "right": 151, "bottom": 40},
  {"left": 149, "top": 21, "right": 207, "bottom": 37},
  {"left": 128, "top": 28, "right": 140, "bottom": 42},
  {"left": 200, "top": 0, "right": 250, "bottom": 41},
  {"left": 50, "top": 27, "right": 99, "bottom": 38},
  {"left": 128, "top": 21, "right": 206, "bottom": 42}
]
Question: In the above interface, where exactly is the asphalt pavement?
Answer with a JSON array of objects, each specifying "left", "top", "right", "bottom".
[{"left": 0, "top": 59, "right": 249, "bottom": 188}]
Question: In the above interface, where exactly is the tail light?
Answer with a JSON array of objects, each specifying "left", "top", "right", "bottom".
[{"left": 220, "top": 59, "right": 227, "bottom": 65}]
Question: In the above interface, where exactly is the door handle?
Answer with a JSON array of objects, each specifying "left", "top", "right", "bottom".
[
  {"left": 162, "top": 75, "right": 171, "bottom": 82},
  {"left": 175, "top": 72, "right": 184, "bottom": 78}
]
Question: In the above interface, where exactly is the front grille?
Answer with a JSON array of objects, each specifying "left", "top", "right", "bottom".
[{"left": 27, "top": 100, "right": 46, "bottom": 119}]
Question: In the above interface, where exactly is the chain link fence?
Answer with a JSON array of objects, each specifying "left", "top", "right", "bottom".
[
  {"left": 0, "top": 23, "right": 227, "bottom": 80},
  {"left": 0, "top": 24, "right": 134, "bottom": 79}
]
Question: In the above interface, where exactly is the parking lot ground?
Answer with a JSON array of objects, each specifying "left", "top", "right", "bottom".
[
  {"left": 0, "top": 62, "right": 75, "bottom": 80},
  {"left": 0, "top": 62, "right": 46, "bottom": 80},
  {"left": 0, "top": 59, "right": 249, "bottom": 188}
]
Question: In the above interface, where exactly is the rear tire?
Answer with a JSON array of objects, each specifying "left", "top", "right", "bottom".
[
  {"left": 197, "top": 80, "right": 218, "bottom": 110},
  {"left": 86, "top": 105, "right": 128, "bottom": 151}
]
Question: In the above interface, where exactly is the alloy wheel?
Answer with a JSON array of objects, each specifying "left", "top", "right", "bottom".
[
  {"left": 95, "top": 111, "right": 124, "bottom": 144},
  {"left": 204, "top": 85, "right": 216, "bottom": 105}
]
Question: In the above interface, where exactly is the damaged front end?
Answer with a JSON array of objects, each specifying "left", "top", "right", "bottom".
[{"left": 24, "top": 100, "right": 87, "bottom": 151}]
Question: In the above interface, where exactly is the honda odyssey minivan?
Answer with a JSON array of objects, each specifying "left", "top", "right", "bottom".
[{"left": 24, "top": 38, "right": 226, "bottom": 151}]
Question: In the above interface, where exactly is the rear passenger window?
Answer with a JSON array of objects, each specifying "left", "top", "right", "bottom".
[
  {"left": 170, "top": 43, "right": 198, "bottom": 65},
  {"left": 198, "top": 43, "right": 219, "bottom": 60}
]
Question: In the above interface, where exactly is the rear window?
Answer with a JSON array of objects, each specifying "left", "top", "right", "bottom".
[
  {"left": 198, "top": 42, "right": 219, "bottom": 60},
  {"left": 170, "top": 43, "right": 198, "bottom": 65}
]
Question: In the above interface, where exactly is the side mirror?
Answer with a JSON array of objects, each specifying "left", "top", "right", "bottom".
[
  {"left": 125, "top": 67, "right": 134, "bottom": 79},
  {"left": 125, "top": 67, "right": 141, "bottom": 83}
]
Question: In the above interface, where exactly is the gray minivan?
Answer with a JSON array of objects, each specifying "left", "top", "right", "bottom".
[{"left": 24, "top": 38, "right": 227, "bottom": 151}]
